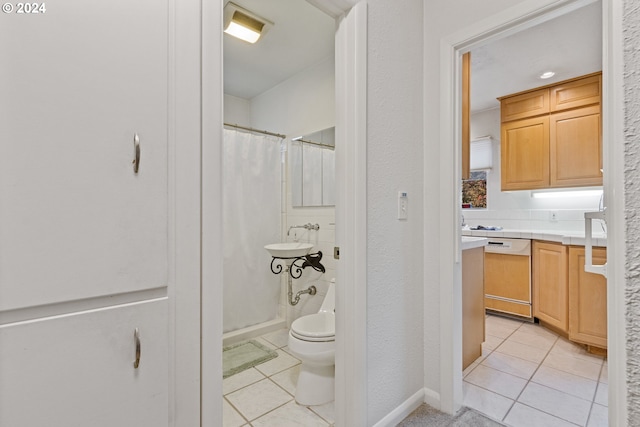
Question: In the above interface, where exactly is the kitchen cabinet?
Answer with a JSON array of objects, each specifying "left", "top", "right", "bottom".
[
  {"left": 499, "top": 73, "right": 602, "bottom": 191},
  {"left": 533, "top": 241, "right": 568, "bottom": 332},
  {"left": 462, "top": 246, "right": 485, "bottom": 370},
  {"left": 462, "top": 52, "right": 471, "bottom": 180},
  {"left": 550, "top": 105, "right": 602, "bottom": 187},
  {"left": 569, "top": 246, "right": 608, "bottom": 349},
  {"left": 501, "top": 116, "right": 550, "bottom": 190}
]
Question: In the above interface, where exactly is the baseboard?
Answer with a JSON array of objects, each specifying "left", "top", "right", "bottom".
[
  {"left": 372, "top": 388, "right": 425, "bottom": 427},
  {"left": 423, "top": 387, "right": 441, "bottom": 410}
]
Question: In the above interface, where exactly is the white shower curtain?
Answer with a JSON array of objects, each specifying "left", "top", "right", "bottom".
[{"left": 223, "top": 129, "right": 282, "bottom": 333}]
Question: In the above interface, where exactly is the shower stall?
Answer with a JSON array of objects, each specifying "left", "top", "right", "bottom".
[{"left": 222, "top": 127, "right": 286, "bottom": 340}]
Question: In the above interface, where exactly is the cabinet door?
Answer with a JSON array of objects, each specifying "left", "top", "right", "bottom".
[
  {"left": 569, "top": 247, "right": 607, "bottom": 348},
  {"left": 550, "top": 105, "right": 603, "bottom": 188},
  {"left": 500, "top": 88, "right": 549, "bottom": 122},
  {"left": 501, "top": 116, "right": 550, "bottom": 190},
  {"left": 0, "top": 299, "right": 168, "bottom": 427},
  {"left": 549, "top": 74, "right": 601, "bottom": 112},
  {"left": 0, "top": 0, "right": 168, "bottom": 311},
  {"left": 533, "top": 241, "right": 568, "bottom": 332}
]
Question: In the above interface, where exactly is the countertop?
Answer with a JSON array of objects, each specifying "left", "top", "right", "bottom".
[
  {"left": 461, "top": 236, "right": 488, "bottom": 250},
  {"left": 461, "top": 228, "right": 607, "bottom": 247}
]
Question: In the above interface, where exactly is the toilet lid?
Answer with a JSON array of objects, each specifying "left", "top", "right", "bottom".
[{"left": 290, "top": 312, "right": 335, "bottom": 341}]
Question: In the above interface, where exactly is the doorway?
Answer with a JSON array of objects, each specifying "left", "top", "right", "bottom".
[{"left": 442, "top": 0, "right": 624, "bottom": 425}]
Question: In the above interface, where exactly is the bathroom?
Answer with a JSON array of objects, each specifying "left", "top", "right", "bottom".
[{"left": 221, "top": 1, "right": 337, "bottom": 425}]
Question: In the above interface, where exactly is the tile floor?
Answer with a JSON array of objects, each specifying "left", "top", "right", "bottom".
[
  {"left": 463, "top": 314, "right": 608, "bottom": 427},
  {"left": 223, "top": 328, "right": 335, "bottom": 427}
]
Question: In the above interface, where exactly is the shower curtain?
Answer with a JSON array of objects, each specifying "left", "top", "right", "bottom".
[{"left": 223, "top": 129, "right": 282, "bottom": 333}]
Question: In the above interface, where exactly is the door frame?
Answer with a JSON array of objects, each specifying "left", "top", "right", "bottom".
[
  {"left": 200, "top": 1, "right": 368, "bottom": 426},
  {"left": 439, "top": 0, "right": 626, "bottom": 423}
]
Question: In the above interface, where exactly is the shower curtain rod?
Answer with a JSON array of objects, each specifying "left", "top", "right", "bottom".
[
  {"left": 224, "top": 123, "right": 286, "bottom": 139},
  {"left": 291, "top": 137, "right": 335, "bottom": 150}
]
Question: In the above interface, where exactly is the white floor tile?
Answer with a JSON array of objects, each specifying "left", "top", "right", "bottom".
[
  {"left": 551, "top": 338, "right": 605, "bottom": 364},
  {"left": 251, "top": 401, "right": 329, "bottom": 427},
  {"left": 255, "top": 349, "right": 301, "bottom": 377},
  {"left": 486, "top": 315, "right": 524, "bottom": 330},
  {"left": 517, "top": 322, "right": 559, "bottom": 340},
  {"left": 599, "top": 361, "right": 608, "bottom": 384},
  {"left": 587, "top": 403, "right": 609, "bottom": 427},
  {"left": 495, "top": 339, "right": 550, "bottom": 364},
  {"left": 223, "top": 399, "right": 247, "bottom": 427},
  {"left": 270, "top": 365, "right": 300, "bottom": 396},
  {"left": 310, "top": 401, "right": 335, "bottom": 424},
  {"left": 483, "top": 334, "right": 505, "bottom": 351},
  {"left": 531, "top": 365, "right": 598, "bottom": 401},
  {"left": 262, "top": 329, "right": 291, "bottom": 348},
  {"left": 223, "top": 368, "right": 266, "bottom": 395},
  {"left": 517, "top": 382, "right": 592, "bottom": 426},
  {"left": 481, "top": 351, "right": 539, "bottom": 380},
  {"left": 463, "top": 360, "right": 481, "bottom": 378},
  {"left": 542, "top": 352, "right": 603, "bottom": 381},
  {"left": 226, "top": 379, "right": 293, "bottom": 421},
  {"left": 504, "top": 402, "right": 578, "bottom": 427},
  {"left": 254, "top": 337, "right": 278, "bottom": 350},
  {"left": 508, "top": 328, "right": 558, "bottom": 350},
  {"left": 486, "top": 323, "right": 519, "bottom": 340},
  {"left": 594, "top": 382, "right": 608, "bottom": 407},
  {"left": 462, "top": 382, "right": 514, "bottom": 421},
  {"left": 464, "top": 365, "right": 528, "bottom": 399}
]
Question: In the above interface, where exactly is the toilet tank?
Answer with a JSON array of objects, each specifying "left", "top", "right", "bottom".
[{"left": 319, "top": 279, "right": 335, "bottom": 313}]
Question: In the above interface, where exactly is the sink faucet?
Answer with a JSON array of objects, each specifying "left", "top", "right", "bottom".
[{"left": 287, "top": 223, "right": 320, "bottom": 236}]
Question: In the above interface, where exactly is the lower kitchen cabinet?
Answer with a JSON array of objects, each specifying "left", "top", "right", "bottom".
[
  {"left": 569, "top": 246, "right": 608, "bottom": 349},
  {"left": 462, "top": 247, "right": 485, "bottom": 370},
  {"left": 533, "top": 241, "right": 569, "bottom": 332},
  {"left": 0, "top": 298, "right": 168, "bottom": 427}
]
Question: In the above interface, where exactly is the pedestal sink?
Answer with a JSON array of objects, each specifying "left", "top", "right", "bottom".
[{"left": 264, "top": 242, "right": 314, "bottom": 260}]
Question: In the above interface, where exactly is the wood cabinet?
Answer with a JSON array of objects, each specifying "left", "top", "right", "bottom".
[
  {"left": 499, "top": 73, "right": 602, "bottom": 191},
  {"left": 462, "top": 247, "right": 485, "bottom": 370},
  {"left": 533, "top": 241, "right": 568, "bottom": 332},
  {"left": 550, "top": 105, "right": 602, "bottom": 187},
  {"left": 569, "top": 246, "right": 608, "bottom": 348},
  {"left": 501, "top": 116, "right": 550, "bottom": 190}
]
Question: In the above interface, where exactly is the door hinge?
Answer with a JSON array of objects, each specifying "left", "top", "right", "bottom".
[{"left": 334, "top": 246, "right": 340, "bottom": 260}]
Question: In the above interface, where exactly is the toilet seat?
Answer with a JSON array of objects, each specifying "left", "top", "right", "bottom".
[{"left": 290, "top": 312, "right": 335, "bottom": 342}]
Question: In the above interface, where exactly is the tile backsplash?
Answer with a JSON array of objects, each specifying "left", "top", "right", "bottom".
[{"left": 462, "top": 208, "right": 606, "bottom": 233}]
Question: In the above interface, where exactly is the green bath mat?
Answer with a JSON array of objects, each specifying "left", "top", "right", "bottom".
[{"left": 223, "top": 340, "right": 278, "bottom": 379}]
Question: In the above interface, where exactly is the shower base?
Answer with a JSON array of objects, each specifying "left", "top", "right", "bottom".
[{"left": 222, "top": 317, "right": 287, "bottom": 346}]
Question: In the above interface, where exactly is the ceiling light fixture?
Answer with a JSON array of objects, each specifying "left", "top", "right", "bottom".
[
  {"left": 223, "top": 2, "right": 273, "bottom": 44},
  {"left": 539, "top": 71, "right": 556, "bottom": 79}
]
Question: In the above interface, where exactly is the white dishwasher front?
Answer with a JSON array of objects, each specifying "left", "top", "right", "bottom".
[{"left": 484, "top": 238, "right": 532, "bottom": 319}]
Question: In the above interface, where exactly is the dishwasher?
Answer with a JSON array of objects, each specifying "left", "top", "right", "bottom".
[{"left": 484, "top": 238, "right": 532, "bottom": 319}]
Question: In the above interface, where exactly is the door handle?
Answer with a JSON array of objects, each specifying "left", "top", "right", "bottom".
[
  {"left": 133, "top": 328, "right": 141, "bottom": 369},
  {"left": 584, "top": 210, "right": 607, "bottom": 277},
  {"left": 132, "top": 133, "right": 140, "bottom": 174}
]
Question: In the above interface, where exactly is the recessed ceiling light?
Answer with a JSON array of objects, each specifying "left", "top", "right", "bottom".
[
  {"left": 539, "top": 71, "right": 556, "bottom": 79},
  {"left": 223, "top": 2, "right": 273, "bottom": 44}
]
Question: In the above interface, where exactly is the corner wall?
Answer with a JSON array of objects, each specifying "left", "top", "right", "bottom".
[{"left": 366, "top": 0, "right": 425, "bottom": 424}]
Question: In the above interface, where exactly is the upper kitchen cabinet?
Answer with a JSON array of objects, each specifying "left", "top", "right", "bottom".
[{"left": 499, "top": 73, "right": 602, "bottom": 191}]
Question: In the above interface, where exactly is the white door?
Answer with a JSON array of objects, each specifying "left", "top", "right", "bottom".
[{"left": 0, "top": 0, "right": 171, "bottom": 425}]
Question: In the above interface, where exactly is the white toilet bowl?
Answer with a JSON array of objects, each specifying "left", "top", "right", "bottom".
[{"left": 287, "top": 280, "right": 335, "bottom": 406}]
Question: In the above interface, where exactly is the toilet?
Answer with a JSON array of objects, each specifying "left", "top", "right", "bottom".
[{"left": 287, "top": 279, "right": 335, "bottom": 406}]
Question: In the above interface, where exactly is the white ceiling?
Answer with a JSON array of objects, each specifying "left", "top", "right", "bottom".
[
  {"left": 471, "top": 1, "right": 602, "bottom": 112},
  {"left": 223, "top": 0, "right": 335, "bottom": 100},
  {"left": 224, "top": 0, "right": 602, "bottom": 112}
]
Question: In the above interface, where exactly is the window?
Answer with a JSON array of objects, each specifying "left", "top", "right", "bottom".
[{"left": 462, "top": 171, "right": 487, "bottom": 209}]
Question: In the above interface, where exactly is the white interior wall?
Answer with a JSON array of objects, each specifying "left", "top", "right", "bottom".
[
  {"left": 223, "top": 94, "right": 251, "bottom": 125},
  {"left": 248, "top": 56, "right": 336, "bottom": 324},
  {"left": 466, "top": 108, "right": 603, "bottom": 231},
  {"left": 366, "top": 0, "right": 425, "bottom": 424},
  {"left": 423, "top": 0, "right": 531, "bottom": 403}
]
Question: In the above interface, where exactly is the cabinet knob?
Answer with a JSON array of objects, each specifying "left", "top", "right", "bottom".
[{"left": 133, "top": 328, "right": 141, "bottom": 369}]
